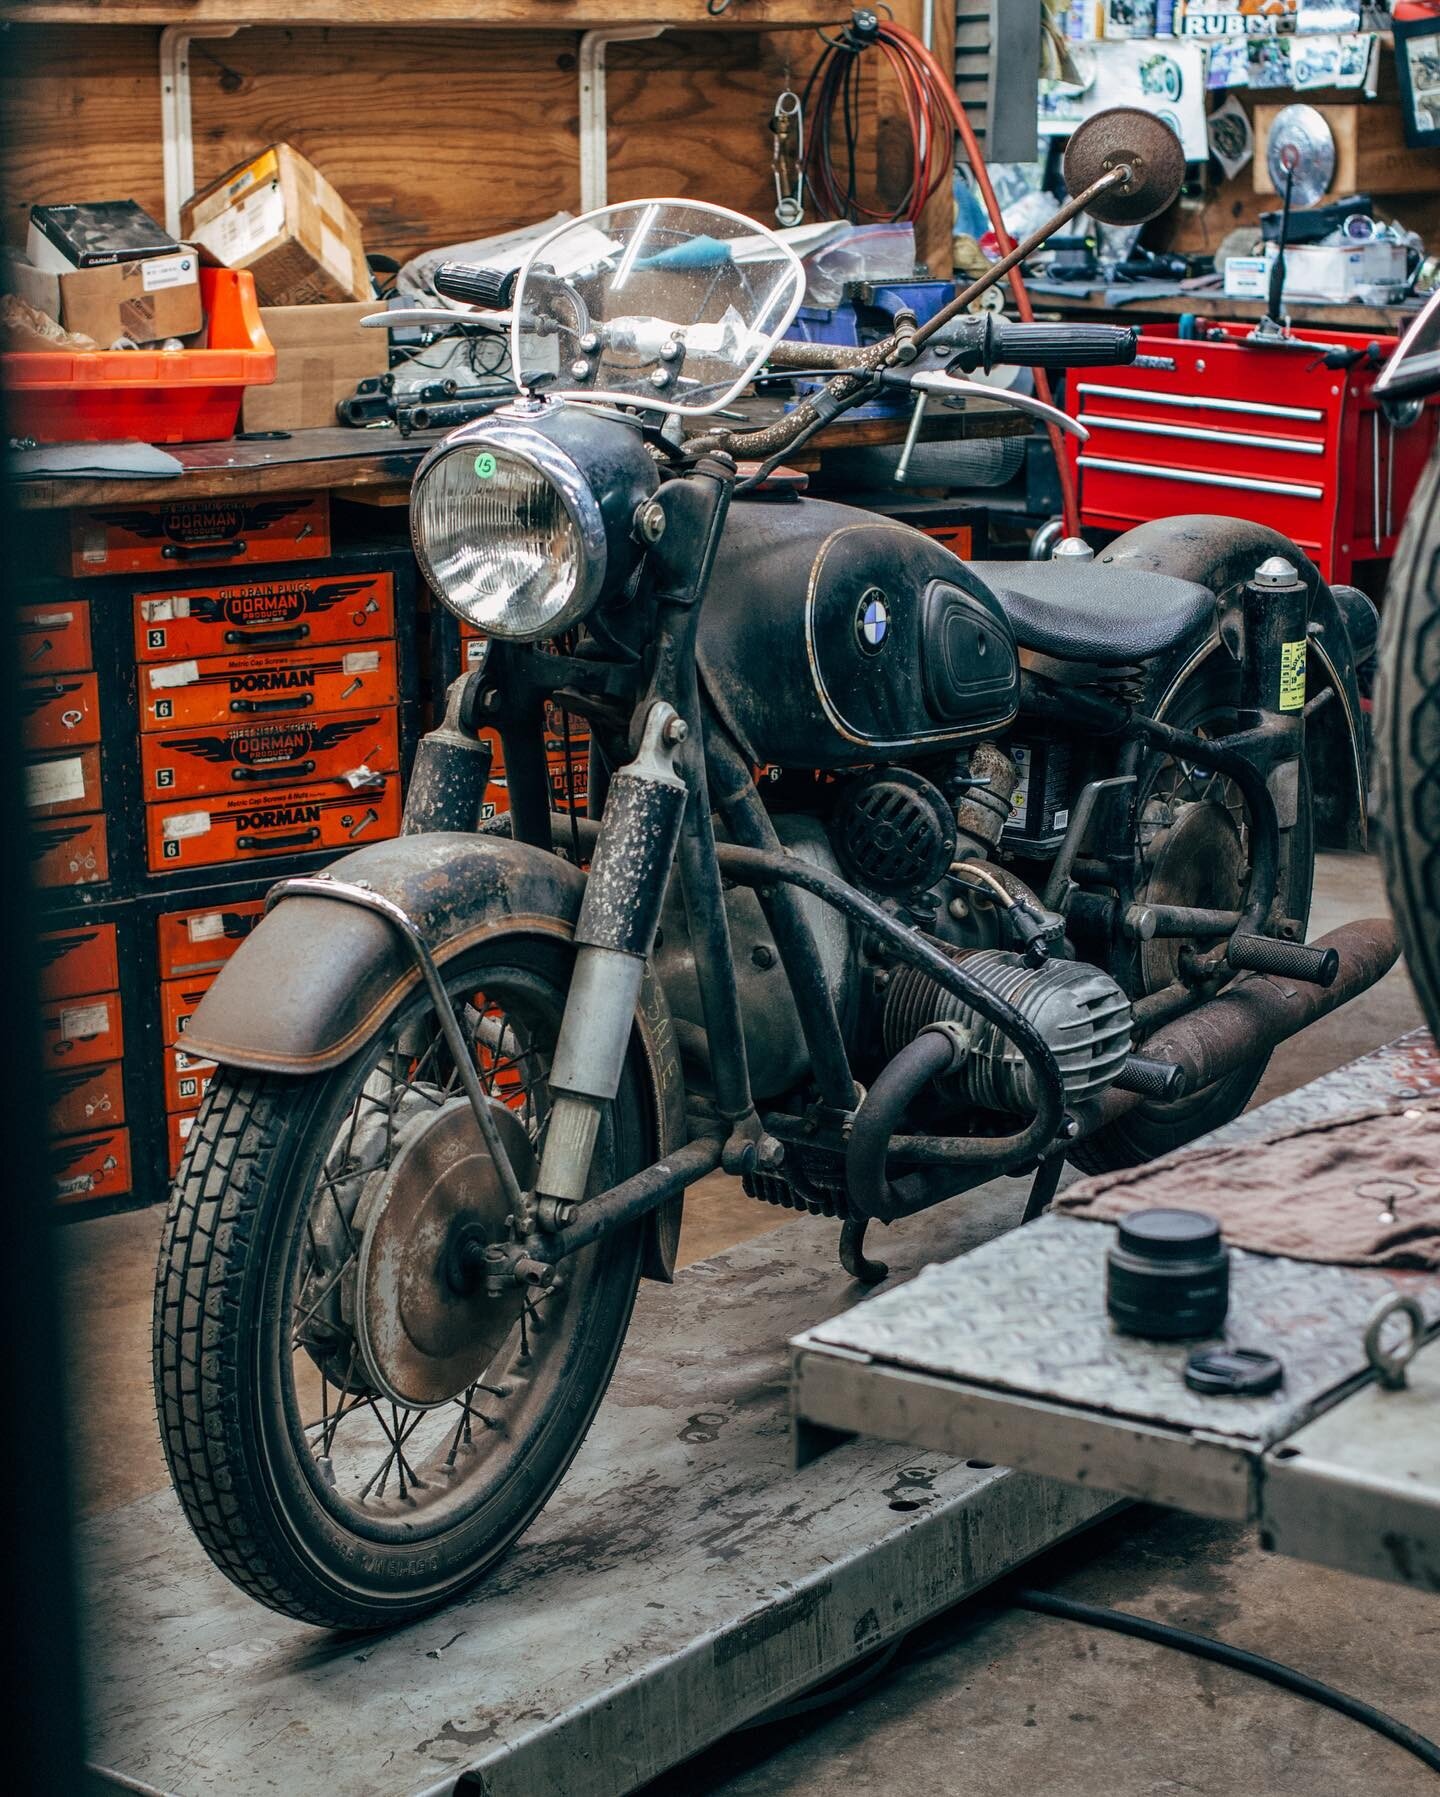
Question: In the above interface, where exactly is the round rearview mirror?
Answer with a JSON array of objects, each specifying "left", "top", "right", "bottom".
[{"left": 1063, "top": 108, "right": 1186, "bottom": 226}]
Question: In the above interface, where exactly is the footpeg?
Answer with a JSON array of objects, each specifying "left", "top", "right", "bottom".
[
  {"left": 1226, "top": 933, "right": 1339, "bottom": 988},
  {"left": 1114, "top": 1054, "right": 1186, "bottom": 1100}
]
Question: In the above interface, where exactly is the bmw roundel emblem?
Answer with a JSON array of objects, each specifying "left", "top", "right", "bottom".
[{"left": 857, "top": 588, "right": 890, "bottom": 655}]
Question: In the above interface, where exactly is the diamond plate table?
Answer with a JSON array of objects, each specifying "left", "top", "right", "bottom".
[
  {"left": 82, "top": 1173, "right": 1115, "bottom": 1797},
  {"left": 792, "top": 1031, "right": 1440, "bottom": 1583}
]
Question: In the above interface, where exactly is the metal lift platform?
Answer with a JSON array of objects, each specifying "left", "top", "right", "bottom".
[
  {"left": 793, "top": 1031, "right": 1440, "bottom": 1593},
  {"left": 84, "top": 1171, "right": 1115, "bottom": 1797}
]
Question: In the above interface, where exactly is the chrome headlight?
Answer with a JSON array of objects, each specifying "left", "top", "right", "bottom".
[{"left": 410, "top": 423, "right": 607, "bottom": 641}]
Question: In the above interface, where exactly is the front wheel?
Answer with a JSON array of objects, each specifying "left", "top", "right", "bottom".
[{"left": 153, "top": 934, "right": 650, "bottom": 1630}]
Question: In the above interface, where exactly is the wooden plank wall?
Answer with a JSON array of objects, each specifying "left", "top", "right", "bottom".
[{"left": 4, "top": 6, "right": 954, "bottom": 274}]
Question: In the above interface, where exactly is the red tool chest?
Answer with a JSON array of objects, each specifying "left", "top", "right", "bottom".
[{"left": 1069, "top": 323, "right": 1440, "bottom": 586}]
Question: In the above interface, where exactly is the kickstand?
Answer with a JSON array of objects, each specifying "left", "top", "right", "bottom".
[
  {"left": 839, "top": 1214, "right": 889, "bottom": 1285},
  {"left": 1021, "top": 1154, "right": 1065, "bottom": 1224}
]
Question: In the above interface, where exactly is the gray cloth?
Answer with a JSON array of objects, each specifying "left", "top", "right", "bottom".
[{"left": 9, "top": 439, "right": 183, "bottom": 479}]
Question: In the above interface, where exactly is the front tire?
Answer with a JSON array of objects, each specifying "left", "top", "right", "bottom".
[
  {"left": 153, "top": 935, "right": 650, "bottom": 1630},
  {"left": 1376, "top": 451, "right": 1440, "bottom": 1040}
]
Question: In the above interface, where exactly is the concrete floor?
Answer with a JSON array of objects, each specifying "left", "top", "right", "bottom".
[{"left": 61, "top": 852, "right": 1438, "bottom": 1793}]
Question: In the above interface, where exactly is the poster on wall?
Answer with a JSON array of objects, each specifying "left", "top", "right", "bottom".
[
  {"left": 1176, "top": 0, "right": 1299, "bottom": 33},
  {"left": 1039, "top": 37, "right": 1209, "bottom": 157}
]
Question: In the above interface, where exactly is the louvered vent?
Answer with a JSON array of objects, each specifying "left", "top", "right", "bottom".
[{"left": 954, "top": 2, "right": 1041, "bottom": 165}]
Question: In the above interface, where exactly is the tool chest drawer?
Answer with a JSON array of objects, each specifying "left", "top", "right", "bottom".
[
  {"left": 71, "top": 494, "right": 329, "bottom": 578},
  {"left": 138, "top": 641, "right": 399, "bottom": 732},
  {"left": 155, "top": 897, "right": 264, "bottom": 980},
  {"left": 39, "top": 988, "right": 123, "bottom": 1071},
  {"left": 38, "top": 922, "right": 121, "bottom": 1001},
  {"left": 23, "top": 670, "right": 101, "bottom": 751},
  {"left": 47, "top": 1061, "right": 125, "bottom": 1139},
  {"left": 146, "top": 777, "right": 401, "bottom": 870},
  {"left": 140, "top": 706, "right": 400, "bottom": 801},
  {"left": 31, "top": 815, "right": 110, "bottom": 890},
  {"left": 18, "top": 599, "right": 93, "bottom": 675},
  {"left": 53, "top": 1126, "right": 133, "bottom": 1205},
  {"left": 134, "top": 569, "right": 394, "bottom": 661}
]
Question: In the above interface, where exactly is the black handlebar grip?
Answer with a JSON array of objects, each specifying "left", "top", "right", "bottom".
[
  {"left": 988, "top": 322, "right": 1139, "bottom": 369},
  {"left": 433, "top": 262, "right": 517, "bottom": 309}
]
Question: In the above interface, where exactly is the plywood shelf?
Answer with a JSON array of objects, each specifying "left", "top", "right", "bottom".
[{"left": 2, "top": 0, "right": 835, "bottom": 26}]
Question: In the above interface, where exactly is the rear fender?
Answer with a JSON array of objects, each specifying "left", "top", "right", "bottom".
[
  {"left": 184, "top": 831, "right": 687, "bottom": 1280},
  {"left": 1102, "top": 516, "right": 1367, "bottom": 850}
]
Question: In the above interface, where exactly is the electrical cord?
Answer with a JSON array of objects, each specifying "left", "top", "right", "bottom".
[{"left": 1013, "top": 1588, "right": 1440, "bottom": 1777}]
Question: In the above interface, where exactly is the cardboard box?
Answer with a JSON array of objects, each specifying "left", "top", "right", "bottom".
[
  {"left": 182, "top": 144, "right": 371, "bottom": 306},
  {"left": 28, "top": 201, "right": 177, "bottom": 271},
  {"left": 241, "top": 300, "right": 386, "bottom": 431},
  {"left": 134, "top": 569, "right": 394, "bottom": 661},
  {"left": 57, "top": 250, "right": 202, "bottom": 349}
]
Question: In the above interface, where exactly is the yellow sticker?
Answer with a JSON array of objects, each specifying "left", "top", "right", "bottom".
[{"left": 1278, "top": 639, "right": 1306, "bottom": 712}]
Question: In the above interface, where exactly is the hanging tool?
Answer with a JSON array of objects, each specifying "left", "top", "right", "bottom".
[{"left": 771, "top": 86, "right": 806, "bottom": 227}]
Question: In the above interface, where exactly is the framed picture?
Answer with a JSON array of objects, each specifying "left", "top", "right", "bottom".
[{"left": 1395, "top": 1, "right": 1440, "bottom": 148}]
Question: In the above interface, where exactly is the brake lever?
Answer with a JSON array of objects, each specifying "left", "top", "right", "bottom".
[{"left": 907, "top": 371, "right": 1090, "bottom": 442}]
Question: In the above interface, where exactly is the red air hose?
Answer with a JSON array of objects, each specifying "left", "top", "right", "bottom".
[{"left": 857, "top": 18, "right": 1082, "bottom": 536}]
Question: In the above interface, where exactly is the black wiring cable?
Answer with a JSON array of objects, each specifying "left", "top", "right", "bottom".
[{"left": 1013, "top": 1588, "right": 1440, "bottom": 1777}]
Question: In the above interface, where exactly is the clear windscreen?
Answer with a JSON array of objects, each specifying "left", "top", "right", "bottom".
[{"left": 510, "top": 200, "right": 805, "bottom": 416}]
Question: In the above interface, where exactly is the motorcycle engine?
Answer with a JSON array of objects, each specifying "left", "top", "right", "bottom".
[{"left": 882, "top": 948, "right": 1133, "bottom": 1113}]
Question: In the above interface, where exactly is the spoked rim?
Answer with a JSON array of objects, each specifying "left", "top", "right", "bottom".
[{"left": 273, "top": 961, "right": 611, "bottom": 1544}]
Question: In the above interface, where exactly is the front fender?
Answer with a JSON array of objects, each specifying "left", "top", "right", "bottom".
[
  {"left": 1102, "top": 516, "right": 1367, "bottom": 850},
  {"left": 184, "top": 831, "right": 688, "bottom": 1279}
]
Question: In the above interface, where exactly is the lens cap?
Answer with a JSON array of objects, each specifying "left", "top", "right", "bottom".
[{"left": 1183, "top": 1347, "right": 1284, "bottom": 1398}]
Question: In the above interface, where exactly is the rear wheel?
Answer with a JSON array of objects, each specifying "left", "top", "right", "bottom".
[
  {"left": 1072, "top": 660, "right": 1315, "bottom": 1173},
  {"left": 1375, "top": 451, "right": 1440, "bottom": 1039},
  {"left": 153, "top": 935, "right": 649, "bottom": 1630}
]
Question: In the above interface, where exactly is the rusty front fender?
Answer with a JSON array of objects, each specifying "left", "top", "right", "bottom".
[{"left": 183, "top": 831, "right": 688, "bottom": 1280}]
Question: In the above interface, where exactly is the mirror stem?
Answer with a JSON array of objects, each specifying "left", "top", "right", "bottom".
[{"left": 909, "top": 165, "right": 1132, "bottom": 354}]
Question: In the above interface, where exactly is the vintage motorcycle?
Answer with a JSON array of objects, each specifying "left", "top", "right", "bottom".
[
  {"left": 1375, "top": 283, "right": 1440, "bottom": 1040},
  {"left": 154, "top": 113, "right": 1397, "bottom": 1628}
]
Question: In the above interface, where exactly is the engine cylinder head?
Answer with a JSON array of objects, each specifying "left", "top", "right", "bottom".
[{"left": 882, "top": 946, "right": 1133, "bottom": 1114}]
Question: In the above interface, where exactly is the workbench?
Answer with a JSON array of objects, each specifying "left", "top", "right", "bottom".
[
  {"left": 793, "top": 1030, "right": 1440, "bottom": 1594},
  {"left": 10, "top": 400, "right": 1031, "bottom": 512},
  {"left": 1040, "top": 287, "right": 1423, "bottom": 337}
]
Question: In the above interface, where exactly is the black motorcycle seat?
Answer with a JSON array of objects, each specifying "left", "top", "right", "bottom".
[{"left": 968, "top": 560, "right": 1216, "bottom": 666}]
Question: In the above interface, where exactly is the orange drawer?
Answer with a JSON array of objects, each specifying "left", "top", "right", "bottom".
[
  {"left": 53, "top": 1126, "right": 132, "bottom": 1204},
  {"left": 161, "top": 973, "right": 212, "bottom": 1047},
  {"left": 141, "top": 706, "right": 400, "bottom": 801},
  {"left": 156, "top": 898, "right": 264, "bottom": 980},
  {"left": 147, "top": 777, "right": 401, "bottom": 872},
  {"left": 135, "top": 570, "right": 394, "bottom": 662},
  {"left": 22, "top": 671, "right": 100, "bottom": 751},
  {"left": 71, "top": 493, "right": 329, "bottom": 577},
  {"left": 164, "top": 1041, "right": 217, "bottom": 1113},
  {"left": 38, "top": 922, "right": 120, "bottom": 1001},
  {"left": 47, "top": 1060, "right": 125, "bottom": 1138},
  {"left": 25, "top": 746, "right": 101, "bottom": 818},
  {"left": 139, "top": 641, "right": 399, "bottom": 732},
  {"left": 17, "top": 599, "right": 93, "bottom": 675},
  {"left": 29, "top": 814, "right": 109, "bottom": 889},
  {"left": 166, "top": 1110, "right": 197, "bottom": 1177},
  {"left": 39, "top": 989, "right": 123, "bottom": 1070}
]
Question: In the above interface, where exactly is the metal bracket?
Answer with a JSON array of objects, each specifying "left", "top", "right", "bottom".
[
  {"left": 160, "top": 24, "right": 248, "bottom": 239},
  {"left": 579, "top": 27, "right": 665, "bottom": 213},
  {"left": 266, "top": 873, "right": 527, "bottom": 1219}
]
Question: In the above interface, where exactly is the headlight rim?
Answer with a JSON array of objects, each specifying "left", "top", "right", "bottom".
[{"left": 410, "top": 417, "right": 609, "bottom": 643}]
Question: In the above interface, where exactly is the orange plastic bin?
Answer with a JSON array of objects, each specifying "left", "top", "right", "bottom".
[{"left": 4, "top": 267, "right": 275, "bottom": 445}]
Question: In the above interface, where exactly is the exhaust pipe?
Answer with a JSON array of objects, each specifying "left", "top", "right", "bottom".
[{"left": 1084, "top": 917, "right": 1399, "bottom": 1134}]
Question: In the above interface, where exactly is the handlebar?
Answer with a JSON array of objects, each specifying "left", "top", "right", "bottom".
[
  {"left": 433, "top": 262, "right": 517, "bottom": 309},
  {"left": 931, "top": 315, "right": 1138, "bottom": 372}
]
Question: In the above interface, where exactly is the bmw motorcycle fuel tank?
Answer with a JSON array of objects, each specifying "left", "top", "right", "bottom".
[{"left": 697, "top": 497, "right": 1020, "bottom": 770}]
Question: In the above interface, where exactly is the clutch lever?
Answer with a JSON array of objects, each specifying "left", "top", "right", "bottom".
[{"left": 906, "top": 371, "right": 1089, "bottom": 442}]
